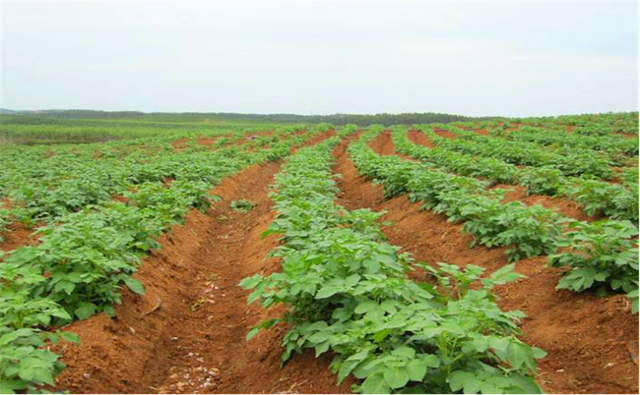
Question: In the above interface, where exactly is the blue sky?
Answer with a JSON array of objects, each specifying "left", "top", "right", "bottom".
[{"left": 1, "top": 1, "right": 637, "bottom": 116}]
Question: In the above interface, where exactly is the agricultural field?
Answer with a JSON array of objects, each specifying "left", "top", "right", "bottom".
[{"left": 0, "top": 112, "right": 638, "bottom": 394}]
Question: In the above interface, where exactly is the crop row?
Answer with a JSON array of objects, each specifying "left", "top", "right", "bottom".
[
  {"left": 485, "top": 125, "right": 638, "bottom": 158},
  {"left": 0, "top": 127, "right": 304, "bottom": 229},
  {"left": 0, "top": 129, "right": 319, "bottom": 393},
  {"left": 392, "top": 127, "right": 639, "bottom": 224},
  {"left": 471, "top": 112, "right": 639, "bottom": 137},
  {"left": 418, "top": 125, "right": 616, "bottom": 180},
  {"left": 242, "top": 129, "right": 545, "bottom": 394},
  {"left": 348, "top": 128, "right": 638, "bottom": 309}
]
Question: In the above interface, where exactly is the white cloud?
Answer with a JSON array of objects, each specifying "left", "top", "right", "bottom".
[{"left": 1, "top": 1, "right": 637, "bottom": 116}]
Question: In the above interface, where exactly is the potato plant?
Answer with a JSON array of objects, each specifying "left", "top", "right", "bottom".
[
  {"left": 422, "top": 126, "right": 615, "bottom": 180},
  {"left": 350, "top": 129, "right": 565, "bottom": 262},
  {"left": 242, "top": 136, "right": 545, "bottom": 394},
  {"left": 549, "top": 220, "right": 639, "bottom": 294},
  {"left": 0, "top": 127, "right": 325, "bottom": 393},
  {"left": 349, "top": 127, "right": 639, "bottom": 309}
]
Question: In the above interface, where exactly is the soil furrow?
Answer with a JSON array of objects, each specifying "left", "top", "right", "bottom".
[
  {"left": 331, "top": 134, "right": 639, "bottom": 394},
  {"left": 54, "top": 134, "right": 348, "bottom": 394}
]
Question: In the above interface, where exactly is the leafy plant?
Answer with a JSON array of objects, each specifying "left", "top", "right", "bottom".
[
  {"left": 464, "top": 203, "right": 565, "bottom": 262},
  {"left": 517, "top": 167, "right": 566, "bottom": 196},
  {"left": 549, "top": 220, "right": 639, "bottom": 294},
  {"left": 567, "top": 179, "right": 639, "bottom": 223},
  {"left": 0, "top": 327, "right": 78, "bottom": 394},
  {"left": 0, "top": 125, "right": 327, "bottom": 392},
  {"left": 241, "top": 137, "right": 544, "bottom": 394},
  {"left": 231, "top": 199, "right": 256, "bottom": 212}
]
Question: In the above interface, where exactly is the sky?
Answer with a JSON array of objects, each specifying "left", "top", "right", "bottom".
[{"left": 1, "top": 1, "right": 637, "bottom": 117}]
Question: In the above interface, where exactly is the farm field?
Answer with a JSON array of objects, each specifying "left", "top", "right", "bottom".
[{"left": 0, "top": 112, "right": 638, "bottom": 394}]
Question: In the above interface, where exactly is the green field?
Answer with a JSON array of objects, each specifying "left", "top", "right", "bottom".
[{"left": 0, "top": 110, "right": 638, "bottom": 394}]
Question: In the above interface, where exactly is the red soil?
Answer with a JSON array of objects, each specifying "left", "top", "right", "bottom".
[
  {"left": 475, "top": 129, "right": 490, "bottom": 135},
  {"left": 53, "top": 134, "right": 349, "bottom": 394},
  {"left": 367, "top": 130, "right": 414, "bottom": 161},
  {"left": 407, "top": 129, "right": 436, "bottom": 148},
  {"left": 196, "top": 135, "right": 227, "bottom": 146},
  {"left": 0, "top": 222, "right": 40, "bottom": 254},
  {"left": 333, "top": 134, "right": 639, "bottom": 394},
  {"left": 615, "top": 133, "right": 638, "bottom": 140},
  {"left": 291, "top": 130, "right": 336, "bottom": 154},
  {"left": 433, "top": 128, "right": 457, "bottom": 139},
  {"left": 491, "top": 183, "right": 594, "bottom": 222},
  {"left": 171, "top": 138, "right": 190, "bottom": 151},
  {"left": 0, "top": 198, "right": 41, "bottom": 254}
]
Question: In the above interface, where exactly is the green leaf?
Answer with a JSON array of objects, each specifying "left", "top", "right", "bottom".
[
  {"left": 75, "top": 303, "right": 97, "bottom": 320},
  {"left": 345, "top": 274, "right": 361, "bottom": 287},
  {"left": 103, "top": 304, "right": 116, "bottom": 317},
  {"left": 355, "top": 300, "right": 378, "bottom": 314},
  {"left": 0, "top": 380, "right": 26, "bottom": 393},
  {"left": 307, "top": 331, "right": 332, "bottom": 344},
  {"left": 362, "top": 372, "right": 391, "bottom": 394},
  {"left": 406, "top": 359, "right": 427, "bottom": 382},
  {"left": 422, "top": 354, "right": 440, "bottom": 367},
  {"left": 316, "top": 285, "right": 340, "bottom": 299},
  {"left": 448, "top": 371, "right": 476, "bottom": 392},
  {"left": 61, "top": 332, "right": 80, "bottom": 344},
  {"left": 391, "top": 347, "right": 415, "bottom": 358},
  {"left": 384, "top": 366, "right": 410, "bottom": 389},
  {"left": 463, "top": 378, "right": 483, "bottom": 394},
  {"left": 246, "top": 327, "right": 260, "bottom": 341},
  {"left": 123, "top": 277, "right": 145, "bottom": 295}
]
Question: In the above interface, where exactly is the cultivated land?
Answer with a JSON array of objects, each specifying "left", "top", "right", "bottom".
[{"left": 0, "top": 112, "right": 638, "bottom": 394}]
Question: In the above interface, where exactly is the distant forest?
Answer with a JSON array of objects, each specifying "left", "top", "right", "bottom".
[{"left": 0, "top": 109, "right": 489, "bottom": 126}]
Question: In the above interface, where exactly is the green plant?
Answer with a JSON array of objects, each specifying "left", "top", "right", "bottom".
[
  {"left": 0, "top": 125, "right": 326, "bottom": 392},
  {"left": 517, "top": 167, "right": 566, "bottom": 196},
  {"left": 0, "top": 326, "right": 78, "bottom": 394},
  {"left": 241, "top": 137, "right": 544, "bottom": 394},
  {"left": 549, "top": 220, "right": 639, "bottom": 294},
  {"left": 464, "top": 203, "right": 565, "bottom": 262},
  {"left": 567, "top": 179, "right": 639, "bottom": 223},
  {"left": 231, "top": 199, "right": 256, "bottom": 212}
]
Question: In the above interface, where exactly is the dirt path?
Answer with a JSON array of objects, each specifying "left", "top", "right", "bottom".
[
  {"left": 54, "top": 136, "right": 349, "bottom": 394},
  {"left": 331, "top": 135, "right": 639, "bottom": 394}
]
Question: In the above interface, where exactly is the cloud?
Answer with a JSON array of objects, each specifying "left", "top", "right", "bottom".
[{"left": 1, "top": 1, "right": 637, "bottom": 116}]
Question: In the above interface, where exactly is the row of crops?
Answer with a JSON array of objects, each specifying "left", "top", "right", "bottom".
[
  {"left": 0, "top": 126, "right": 328, "bottom": 393},
  {"left": 243, "top": 115, "right": 638, "bottom": 393},
  {"left": 0, "top": 127, "right": 309, "bottom": 231},
  {"left": 0, "top": 111, "right": 637, "bottom": 394},
  {"left": 348, "top": 125, "right": 638, "bottom": 303},
  {"left": 392, "top": 128, "right": 638, "bottom": 223},
  {"left": 242, "top": 129, "right": 546, "bottom": 394},
  {"left": 474, "top": 111, "right": 639, "bottom": 137}
]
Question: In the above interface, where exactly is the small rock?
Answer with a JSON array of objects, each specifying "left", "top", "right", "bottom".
[{"left": 83, "top": 373, "right": 91, "bottom": 379}]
